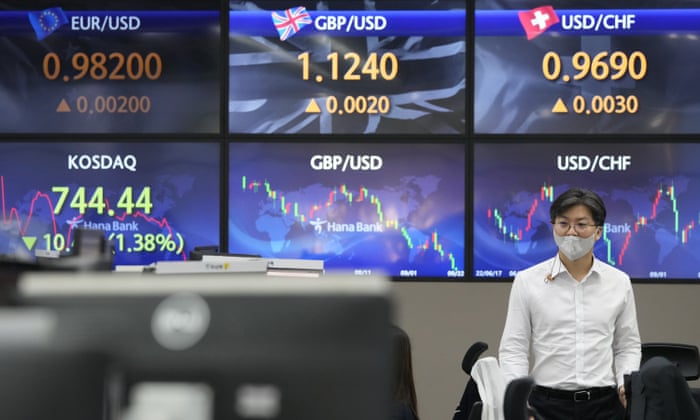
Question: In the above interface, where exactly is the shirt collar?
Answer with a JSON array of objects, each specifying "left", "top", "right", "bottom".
[{"left": 553, "top": 255, "right": 602, "bottom": 283}]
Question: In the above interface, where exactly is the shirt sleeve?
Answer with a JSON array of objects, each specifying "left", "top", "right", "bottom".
[
  {"left": 613, "top": 280, "right": 642, "bottom": 387},
  {"left": 498, "top": 275, "right": 532, "bottom": 383}
]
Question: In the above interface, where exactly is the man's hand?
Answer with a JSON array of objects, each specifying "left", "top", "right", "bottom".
[{"left": 618, "top": 385, "right": 627, "bottom": 408}]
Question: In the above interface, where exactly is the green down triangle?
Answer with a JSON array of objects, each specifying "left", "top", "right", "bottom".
[{"left": 22, "top": 236, "right": 37, "bottom": 251}]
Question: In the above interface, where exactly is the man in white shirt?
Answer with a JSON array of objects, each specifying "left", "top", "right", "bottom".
[{"left": 498, "top": 188, "right": 641, "bottom": 420}]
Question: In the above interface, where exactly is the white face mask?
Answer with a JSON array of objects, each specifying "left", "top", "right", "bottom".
[{"left": 553, "top": 231, "right": 597, "bottom": 261}]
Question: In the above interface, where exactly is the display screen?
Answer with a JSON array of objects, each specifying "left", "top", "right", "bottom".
[
  {"left": 229, "top": 0, "right": 466, "bottom": 134},
  {"left": 474, "top": 142, "right": 700, "bottom": 281},
  {"left": 0, "top": 142, "right": 220, "bottom": 266},
  {"left": 229, "top": 142, "right": 465, "bottom": 279},
  {"left": 475, "top": 0, "right": 700, "bottom": 134},
  {"left": 16, "top": 273, "right": 393, "bottom": 420},
  {"left": 0, "top": 0, "right": 220, "bottom": 133}
]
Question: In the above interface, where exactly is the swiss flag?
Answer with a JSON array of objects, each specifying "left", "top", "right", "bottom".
[{"left": 518, "top": 6, "right": 559, "bottom": 40}]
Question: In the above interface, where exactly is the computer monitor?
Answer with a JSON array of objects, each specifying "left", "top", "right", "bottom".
[
  {"left": 0, "top": 141, "right": 220, "bottom": 267},
  {"left": 474, "top": 0, "right": 700, "bottom": 134},
  {"left": 228, "top": 0, "right": 466, "bottom": 134},
  {"left": 0, "top": 0, "right": 221, "bottom": 134},
  {"left": 0, "top": 308, "right": 110, "bottom": 420},
  {"left": 229, "top": 142, "right": 465, "bottom": 280},
  {"left": 16, "top": 272, "right": 394, "bottom": 420},
  {"left": 473, "top": 142, "right": 700, "bottom": 281}
]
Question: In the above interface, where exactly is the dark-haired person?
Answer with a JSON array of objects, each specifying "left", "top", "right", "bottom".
[
  {"left": 498, "top": 188, "right": 641, "bottom": 420},
  {"left": 391, "top": 325, "right": 420, "bottom": 420}
]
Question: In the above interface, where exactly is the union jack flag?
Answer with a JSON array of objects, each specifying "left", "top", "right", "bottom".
[{"left": 271, "top": 6, "right": 312, "bottom": 41}]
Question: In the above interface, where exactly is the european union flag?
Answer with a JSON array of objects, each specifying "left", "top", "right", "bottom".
[{"left": 28, "top": 7, "right": 68, "bottom": 40}]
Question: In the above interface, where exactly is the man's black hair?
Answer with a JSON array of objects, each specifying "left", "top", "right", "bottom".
[{"left": 549, "top": 188, "right": 606, "bottom": 226}]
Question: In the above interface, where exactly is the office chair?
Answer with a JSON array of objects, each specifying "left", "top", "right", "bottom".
[
  {"left": 626, "top": 355, "right": 700, "bottom": 420},
  {"left": 452, "top": 341, "right": 489, "bottom": 420},
  {"left": 641, "top": 342, "right": 700, "bottom": 380},
  {"left": 641, "top": 342, "right": 700, "bottom": 406},
  {"left": 503, "top": 376, "right": 535, "bottom": 420}
]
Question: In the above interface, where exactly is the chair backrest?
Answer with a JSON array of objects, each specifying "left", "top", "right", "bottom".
[
  {"left": 503, "top": 377, "right": 535, "bottom": 420},
  {"left": 641, "top": 343, "right": 700, "bottom": 380},
  {"left": 467, "top": 402, "right": 483, "bottom": 420},
  {"left": 462, "top": 341, "right": 489, "bottom": 375}
]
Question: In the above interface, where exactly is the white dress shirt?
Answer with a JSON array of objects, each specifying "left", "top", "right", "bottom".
[{"left": 498, "top": 256, "right": 641, "bottom": 390}]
